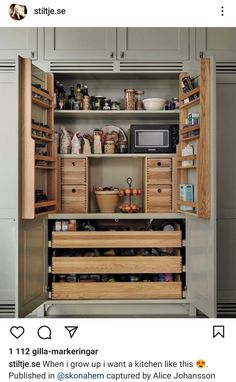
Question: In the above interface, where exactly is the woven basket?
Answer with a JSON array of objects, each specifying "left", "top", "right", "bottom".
[{"left": 95, "top": 190, "right": 119, "bottom": 213}]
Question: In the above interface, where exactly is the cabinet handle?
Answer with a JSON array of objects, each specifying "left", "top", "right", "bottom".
[
  {"left": 110, "top": 52, "right": 114, "bottom": 58},
  {"left": 72, "top": 189, "right": 76, "bottom": 193},
  {"left": 157, "top": 162, "right": 162, "bottom": 167},
  {"left": 72, "top": 162, "right": 75, "bottom": 166},
  {"left": 31, "top": 51, "right": 35, "bottom": 58},
  {"left": 157, "top": 188, "right": 162, "bottom": 193},
  {"left": 120, "top": 51, "right": 125, "bottom": 59}
]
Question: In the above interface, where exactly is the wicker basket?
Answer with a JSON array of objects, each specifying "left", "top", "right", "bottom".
[{"left": 95, "top": 190, "right": 119, "bottom": 213}]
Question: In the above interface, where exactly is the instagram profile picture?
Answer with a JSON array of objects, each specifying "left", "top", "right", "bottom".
[{"left": 9, "top": 4, "right": 27, "bottom": 20}]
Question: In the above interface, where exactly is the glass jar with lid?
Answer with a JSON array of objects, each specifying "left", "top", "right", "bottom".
[
  {"left": 135, "top": 90, "right": 144, "bottom": 110},
  {"left": 124, "top": 89, "right": 135, "bottom": 110}
]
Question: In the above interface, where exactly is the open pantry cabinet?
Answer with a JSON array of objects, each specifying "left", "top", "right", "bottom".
[{"left": 18, "top": 57, "right": 216, "bottom": 318}]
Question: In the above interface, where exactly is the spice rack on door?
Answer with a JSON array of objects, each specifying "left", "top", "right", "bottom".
[
  {"left": 21, "top": 58, "right": 57, "bottom": 219},
  {"left": 176, "top": 58, "right": 211, "bottom": 218}
]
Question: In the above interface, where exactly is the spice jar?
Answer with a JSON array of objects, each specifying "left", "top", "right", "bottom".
[
  {"left": 135, "top": 90, "right": 144, "bottom": 110},
  {"left": 104, "top": 140, "right": 115, "bottom": 154},
  {"left": 83, "top": 95, "right": 90, "bottom": 111},
  {"left": 124, "top": 89, "right": 135, "bottom": 110}
]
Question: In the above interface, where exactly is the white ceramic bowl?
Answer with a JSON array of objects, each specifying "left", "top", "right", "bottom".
[{"left": 143, "top": 98, "right": 166, "bottom": 111}]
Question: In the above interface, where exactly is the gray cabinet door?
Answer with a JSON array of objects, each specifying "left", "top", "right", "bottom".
[
  {"left": 0, "top": 28, "right": 37, "bottom": 59},
  {"left": 44, "top": 28, "right": 116, "bottom": 60},
  {"left": 196, "top": 28, "right": 236, "bottom": 60},
  {"left": 117, "top": 28, "right": 189, "bottom": 60},
  {"left": 18, "top": 217, "right": 48, "bottom": 317},
  {"left": 187, "top": 58, "right": 217, "bottom": 317},
  {"left": 0, "top": 71, "right": 18, "bottom": 219},
  {"left": 216, "top": 76, "right": 236, "bottom": 219}
]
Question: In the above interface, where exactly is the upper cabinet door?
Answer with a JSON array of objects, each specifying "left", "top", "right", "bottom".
[
  {"left": 0, "top": 28, "right": 37, "bottom": 59},
  {"left": 44, "top": 28, "right": 116, "bottom": 60},
  {"left": 117, "top": 28, "right": 189, "bottom": 61},
  {"left": 196, "top": 28, "right": 236, "bottom": 60}
]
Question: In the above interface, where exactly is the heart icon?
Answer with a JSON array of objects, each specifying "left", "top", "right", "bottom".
[{"left": 10, "top": 326, "right": 25, "bottom": 339}]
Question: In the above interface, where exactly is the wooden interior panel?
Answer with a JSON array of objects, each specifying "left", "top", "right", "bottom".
[
  {"left": 52, "top": 230, "right": 182, "bottom": 248},
  {"left": 61, "top": 158, "right": 86, "bottom": 184},
  {"left": 52, "top": 256, "right": 182, "bottom": 274},
  {"left": 52, "top": 282, "right": 182, "bottom": 300}
]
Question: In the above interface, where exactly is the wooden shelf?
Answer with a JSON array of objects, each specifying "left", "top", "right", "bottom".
[
  {"left": 32, "top": 97, "right": 53, "bottom": 109},
  {"left": 52, "top": 281, "right": 182, "bottom": 300},
  {"left": 181, "top": 135, "right": 200, "bottom": 142},
  {"left": 177, "top": 200, "right": 197, "bottom": 208},
  {"left": 54, "top": 110, "right": 179, "bottom": 120},
  {"left": 32, "top": 135, "right": 53, "bottom": 142},
  {"left": 35, "top": 200, "right": 57, "bottom": 208},
  {"left": 180, "top": 124, "right": 200, "bottom": 134},
  {"left": 35, "top": 165, "right": 55, "bottom": 170},
  {"left": 52, "top": 231, "right": 182, "bottom": 249},
  {"left": 52, "top": 256, "right": 182, "bottom": 274},
  {"left": 32, "top": 124, "right": 53, "bottom": 135},
  {"left": 177, "top": 155, "right": 197, "bottom": 161},
  {"left": 177, "top": 166, "right": 197, "bottom": 169},
  {"left": 180, "top": 86, "right": 200, "bottom": 101},
  {"left": 176, "top": 210, "right": 197, "bottom": 217},
  {"left": 35, "top": 155, "right": 56, "bottom": 162},
  {"left": 180, "top": 97, "right": 200, "bottom": 110},
  {"left": 35, "top": 209, "right": 57, "bottom": 217},
  {"left": 32, "top": 86, "right": 53, "bottom": 101}
]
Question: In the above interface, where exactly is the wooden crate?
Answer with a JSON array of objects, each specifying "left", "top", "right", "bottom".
[
  {"left": 147, "top": 185, "right": 172, "bottom": 212},
  {"left": 52, "top": 282, "right": 182, "bottom": 300},
  {"left": 147, "top": 158, "right": 172, "bottom": 185},
  {"left": 61, "top": 185, "right": 87, "bottom": 213},
  {"left": 52, "top": 230, "right": 182, "bottom": 249},
  {"left": 61, "top": 158, "right": 86, "bottom": 184},
  {"left": 52, "top": 255, "right": 182, "bottom": 274}
]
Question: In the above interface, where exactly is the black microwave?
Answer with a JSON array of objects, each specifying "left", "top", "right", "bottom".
[{"left": 130, "top": 124, "right": 179, "bottom": 154}]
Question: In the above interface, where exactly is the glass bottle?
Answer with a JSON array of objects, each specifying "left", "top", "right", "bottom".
[
  {"left": 57, "top": 83, "right": 65, "bottom": 110},
  {"left": 135, "top": 90, "right": 144, "bottom": 110},
  {"left": 124, "top": 89, "right": 135, "bottom": 110}
]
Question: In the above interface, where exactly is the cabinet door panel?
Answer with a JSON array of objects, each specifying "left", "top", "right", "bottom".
[
  {"left": 44, "top": 28, "right": 116, "bottom": 60},
  {"left": 0, "top": 28, "right": 37, "bottom": 59},
  {"left": 196, "top": 28, "right": 236, "bottom": 60},
  {"left": 18, "top": 217, "right": 48, "bottom": 317},
  {"left": 216, "top": 79, "right": 236, "bottom": 218},
  {"left": 0, "top": 72, "right": 18, "bottom": 218},
  {"left": 187, "top": 58, "right": 217, "bottom": 317},
  {"left": 0, "top": 220, "right": 16, "bottom": 303},
  {"left": 117, "top": 28, "right": 189, "bottom": 60}
]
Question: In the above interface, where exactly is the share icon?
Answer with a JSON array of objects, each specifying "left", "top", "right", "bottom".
[{"left": 65, "top": 326, "right": 78, "bottom": 338}]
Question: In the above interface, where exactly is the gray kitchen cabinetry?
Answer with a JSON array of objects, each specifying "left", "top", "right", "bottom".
[
  {"left": 44, "top": 27, "right": 189, "bottom": 61},
  {"left": 0, "top": 28, "right": 37, "bottom": 59},
  {"left": 117, "top": 28, "right": 189, "bottom": 60},
  {"left": 196, "top": 28, "right": 236, "bottom": 61},
  {"left": 44, "top": 28, "right": 116, "bottom": 60}
]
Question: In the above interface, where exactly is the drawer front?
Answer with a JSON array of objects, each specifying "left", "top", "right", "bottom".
[
  {"left": 147, "top": 158, "right": 172, "bottom": 184},
  {"left": 61, "top": 185, "right": 87, "bottom": 213},
  {"left": 52, "top": 256, "right": 182, "bottom": 274},
  {"left": 61, "top": 158, "right": 86, "bottom": 184},
  {"left": 52, "top": 230, "right": 182, "bottom": 248},
  {"left": 52, "top": 282, "right": 182, "bottom": 300},
  {"left": 147, "top": 185, "right": 172, "bottom": 212}
]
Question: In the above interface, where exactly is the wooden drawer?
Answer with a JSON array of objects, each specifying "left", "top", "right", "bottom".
[
  {"left": 61, "top": 185, "right": 87, "bottom": 213},
  {"left": 52, "top": 282, "right": 182, "bottom": 300},
  {"left": 52, "top": 230, "right": 182, "bottom": 248},
  {"left": 52, "top": 256, "right": 182, "bottom": 274},
  {"left": 147, "top": 158, "right": 172, "bottom": 184},
  {"left": 61, "top": 158, "right": 86, "bottom": 184},
  {"left": 147, "top": 185, "right": 172, "bottom": 212}
]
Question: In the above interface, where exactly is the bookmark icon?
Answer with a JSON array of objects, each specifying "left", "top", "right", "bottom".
[{"left": 65, "top": 326, "right": 78, "bottom": 338}]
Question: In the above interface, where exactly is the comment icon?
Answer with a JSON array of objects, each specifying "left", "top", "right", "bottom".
[{"left": 37, "top": 325, "right": 52, "bottom": 340}]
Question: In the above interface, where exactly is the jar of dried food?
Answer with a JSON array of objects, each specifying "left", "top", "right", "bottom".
[
  {"left": 135, "top": 90, "right": 144, "bottom": 110},
  {"left": 104, "top": 140, "right": 115, "bottom": 154},
  {"left": 124, "top": 89, "right": 135, "bottom": 110}
]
